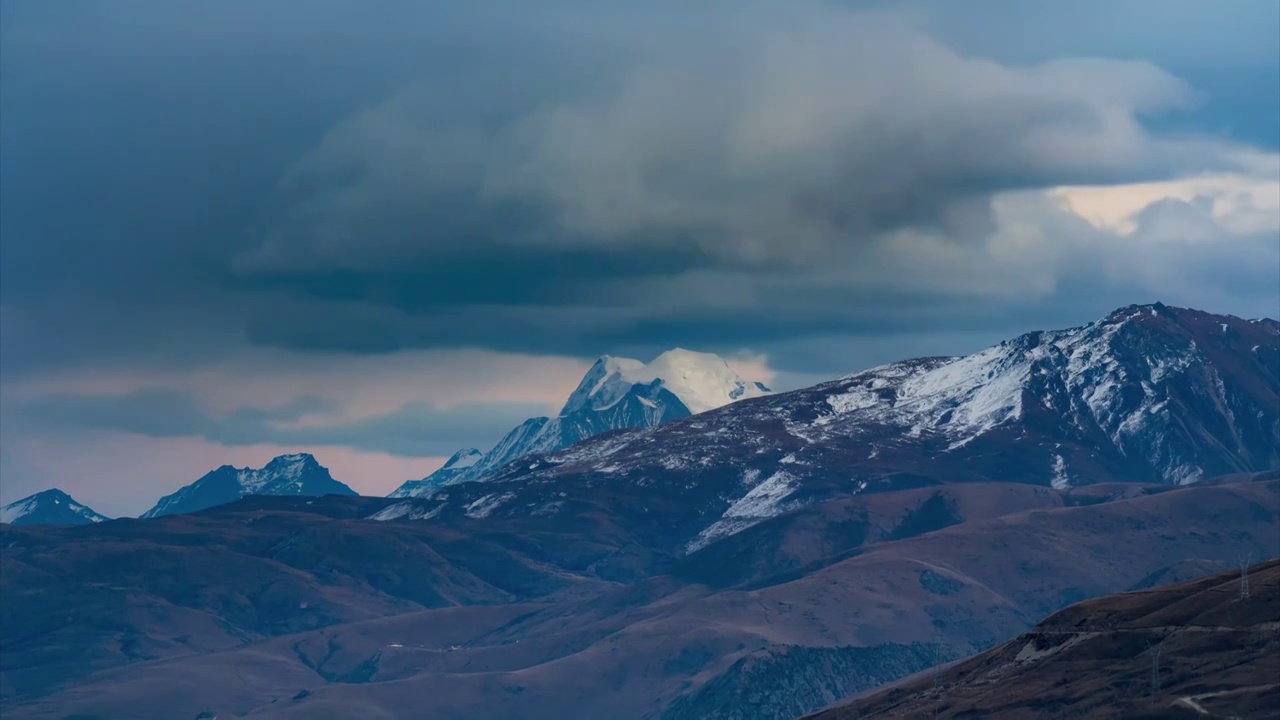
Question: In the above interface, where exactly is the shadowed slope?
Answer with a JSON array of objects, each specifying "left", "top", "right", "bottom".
[{"left": 806, "top": 558, "right": 1280, "bottom": 720}]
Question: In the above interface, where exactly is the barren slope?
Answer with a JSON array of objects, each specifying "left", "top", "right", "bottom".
[{"left": 807, "top": 558, "right": 1280, "bottom": 720}]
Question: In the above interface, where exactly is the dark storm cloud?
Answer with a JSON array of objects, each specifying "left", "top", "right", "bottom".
[
  {"left": 13, "top": 388, "right": 547, "bottom": 458},
  {"left": 0, "top": 0, "right": 624, "bottom": 377},
  {"left": 2, "top": 0, "right": 1278, "bottom": 380},
  {"left": 219, "top": 5, "right": 1276, "bottom": 368},
  {"left": 237, "top": 17, "right": 1203, "bottom": 274}
]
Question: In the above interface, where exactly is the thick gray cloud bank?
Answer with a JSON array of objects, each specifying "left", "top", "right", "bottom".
[
  {"left": 232, "top": 5, "right": 1277, "bottom": 361},
  {"left": 2, "top": 0, "right": 1278, "bottom": 379},
  {"left": 11, "top": 389, "right": 547, "bottom": 458}
]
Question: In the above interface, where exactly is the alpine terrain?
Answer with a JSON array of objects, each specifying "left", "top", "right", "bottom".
[
  {"left": 2, "top": 305, "right": 1277, "bottom": 720},
  {"left": 389, "top": 349, "right": 772, "bottom": 497},
  {"left": 140, "top": 453, "right": 358, "bottom": 518},
  {"left": 377, "top": 304, "right": 1280, "bottom": 555},
  {"left": 0, "top": 490, "right": 109, "bottom": 527}
]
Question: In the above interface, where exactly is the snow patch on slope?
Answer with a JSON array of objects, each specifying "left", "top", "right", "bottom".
[
  {"left": 68, "top": 500, "right": 105, "bottom": 523},
  {"left": 823, "top": 312, "right": 1209, "bottom": 468},
  {"left": 825, "top": 347, "right": 1026, "bottom": 447},
  {"left": 465, "top": 493, "right": 514, "bottom": 519},
  {"left": 0, "top": 498, "right": 36, "bottom": 525},
  {"left": 443, "top": 449, "right": 482, "bottom": 470},
  {"left": 687, "top": 470, "right": 798, "bottom": 553},
  {"left": 1051, "top": 455, "right": 1070, "bottom": 490},
  {"left": 369, "top": 502, "right": 413, "bottom": 521},
  {"left": 369, "top": 501, "right": 444, "bottom": 521}
]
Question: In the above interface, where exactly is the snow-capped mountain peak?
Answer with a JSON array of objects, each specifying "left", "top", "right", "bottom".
[
  {"left": 824, "top": 303, "right": 1278, "bottom": 480},
  {"left": 1, "top": 489, "right": 110, "bottom": 526},
  {"left": 390, "top": 304, "right": 1276, "bottom": 553},
  {"left": 389, "top": 348, "right": 773, "bottom": 498},
  {"left": 563, "top": 348, "right": 771, "bottom": 416}
]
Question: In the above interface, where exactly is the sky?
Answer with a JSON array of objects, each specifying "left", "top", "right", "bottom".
[{"left": 1, "top": 0, "right": 1277, "bottom": 517}]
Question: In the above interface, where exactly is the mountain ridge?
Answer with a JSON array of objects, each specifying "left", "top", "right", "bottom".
[
  {"left": 376, "top": 303, "right": 1279, "bottom": 556},
  {"left": 0, "top": 489, "right": 109, "bottom": 527},
  {"left": 140, "top": 453, "right": 357, "bottom": 518}
]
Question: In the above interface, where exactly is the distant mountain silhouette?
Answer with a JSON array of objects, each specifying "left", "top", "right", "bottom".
[{"left": 141, "top": 453, "right": 356, "bottom": 518}]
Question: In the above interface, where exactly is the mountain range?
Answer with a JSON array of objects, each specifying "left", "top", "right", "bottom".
[
  {"left": 0, "top": 490, "right": 109, "bottom": 527},
  {"left": 1, "top": 349, "right": 769, "bottom": 523},
  {"left": 140, "top": 453, "right": 357, "bottom": 518},
  {"left": 1, "top": 303, "right": 1277, "bottom": 719},
  {"left": 389, "top": 348, "right": 771, "bottom": 497},
  {"left": 374, "top": 303, "right": 1280, "bottom": 555}
]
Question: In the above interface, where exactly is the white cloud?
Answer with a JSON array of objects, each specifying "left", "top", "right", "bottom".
[{"left": 1051, "top": 158, "right": 1280, "bottom": 237}]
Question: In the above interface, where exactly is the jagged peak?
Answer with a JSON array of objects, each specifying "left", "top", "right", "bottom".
[
  {"left": 188, "top": 454, "right": 334, "bottom": 495},
  {"left": 208, "top": 453, "right": 321, "bottom": 476},
  {"left": 562, "top": 348, "right": 772, "bottom": 416}
]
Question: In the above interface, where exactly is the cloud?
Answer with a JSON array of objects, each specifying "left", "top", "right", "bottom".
[
  {"left": 3, "top": 0, "right": 1276, "bottom": 382},
  {"left": 240, "top": 8, "right": 1208, "bottom": 276},
  {"left": 218, "top": 3, "right": 1274, "bottom": 366},
  {"left": 1, "top": 349, "right": 592, "bottom": 469},
  {"left": 10, "top": 388, "right": 548, "bottom": 458}
]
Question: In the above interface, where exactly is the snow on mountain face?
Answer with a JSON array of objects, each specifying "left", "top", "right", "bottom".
[
  {"left": 142, "top": 453, "right": 357, "bottom": 518},
  {"left": 464, "top": 417, "right": 553, "bottom": 480},
  {"left": 824, "top": 304, "right": 1279, "bottom": 483},
  {"left": 379, "top": 304, "right": 1279, "bottom": 553},
  {"left": 0, "top": 499, "right": 36, "bottom": 525},
  {"left": 444, "top": 448, "right": 483, "bottom": 470},
  {"left": 562, "top": 349, "right": 770, "bottom": 416},
  {"left": 1, "top": 489, "right": 110, "bottom": 526},
  {"left": 388, "top": 349, "right": 772, "bottom": 497},
  {"left": 237, "top": 453, "right": 321, "bottom": 493},
  {"left": 388, "top": 449, "right": 484, "bottom": 499}
]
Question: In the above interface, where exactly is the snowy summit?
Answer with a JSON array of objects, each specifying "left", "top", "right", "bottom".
[
  {"left": 389, "top": 349, "right": 772, "bottom": 497},
  {"left": 563, "top": 348, "right": 771, "bottom": 416}
]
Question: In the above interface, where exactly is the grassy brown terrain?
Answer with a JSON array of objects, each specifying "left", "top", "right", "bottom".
[
  {"left": 2, "top": 476, "right": 1276, "bottom": 719},
  {"left": 806, "top": 558, "right": 1280, "bottom": 719}
]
